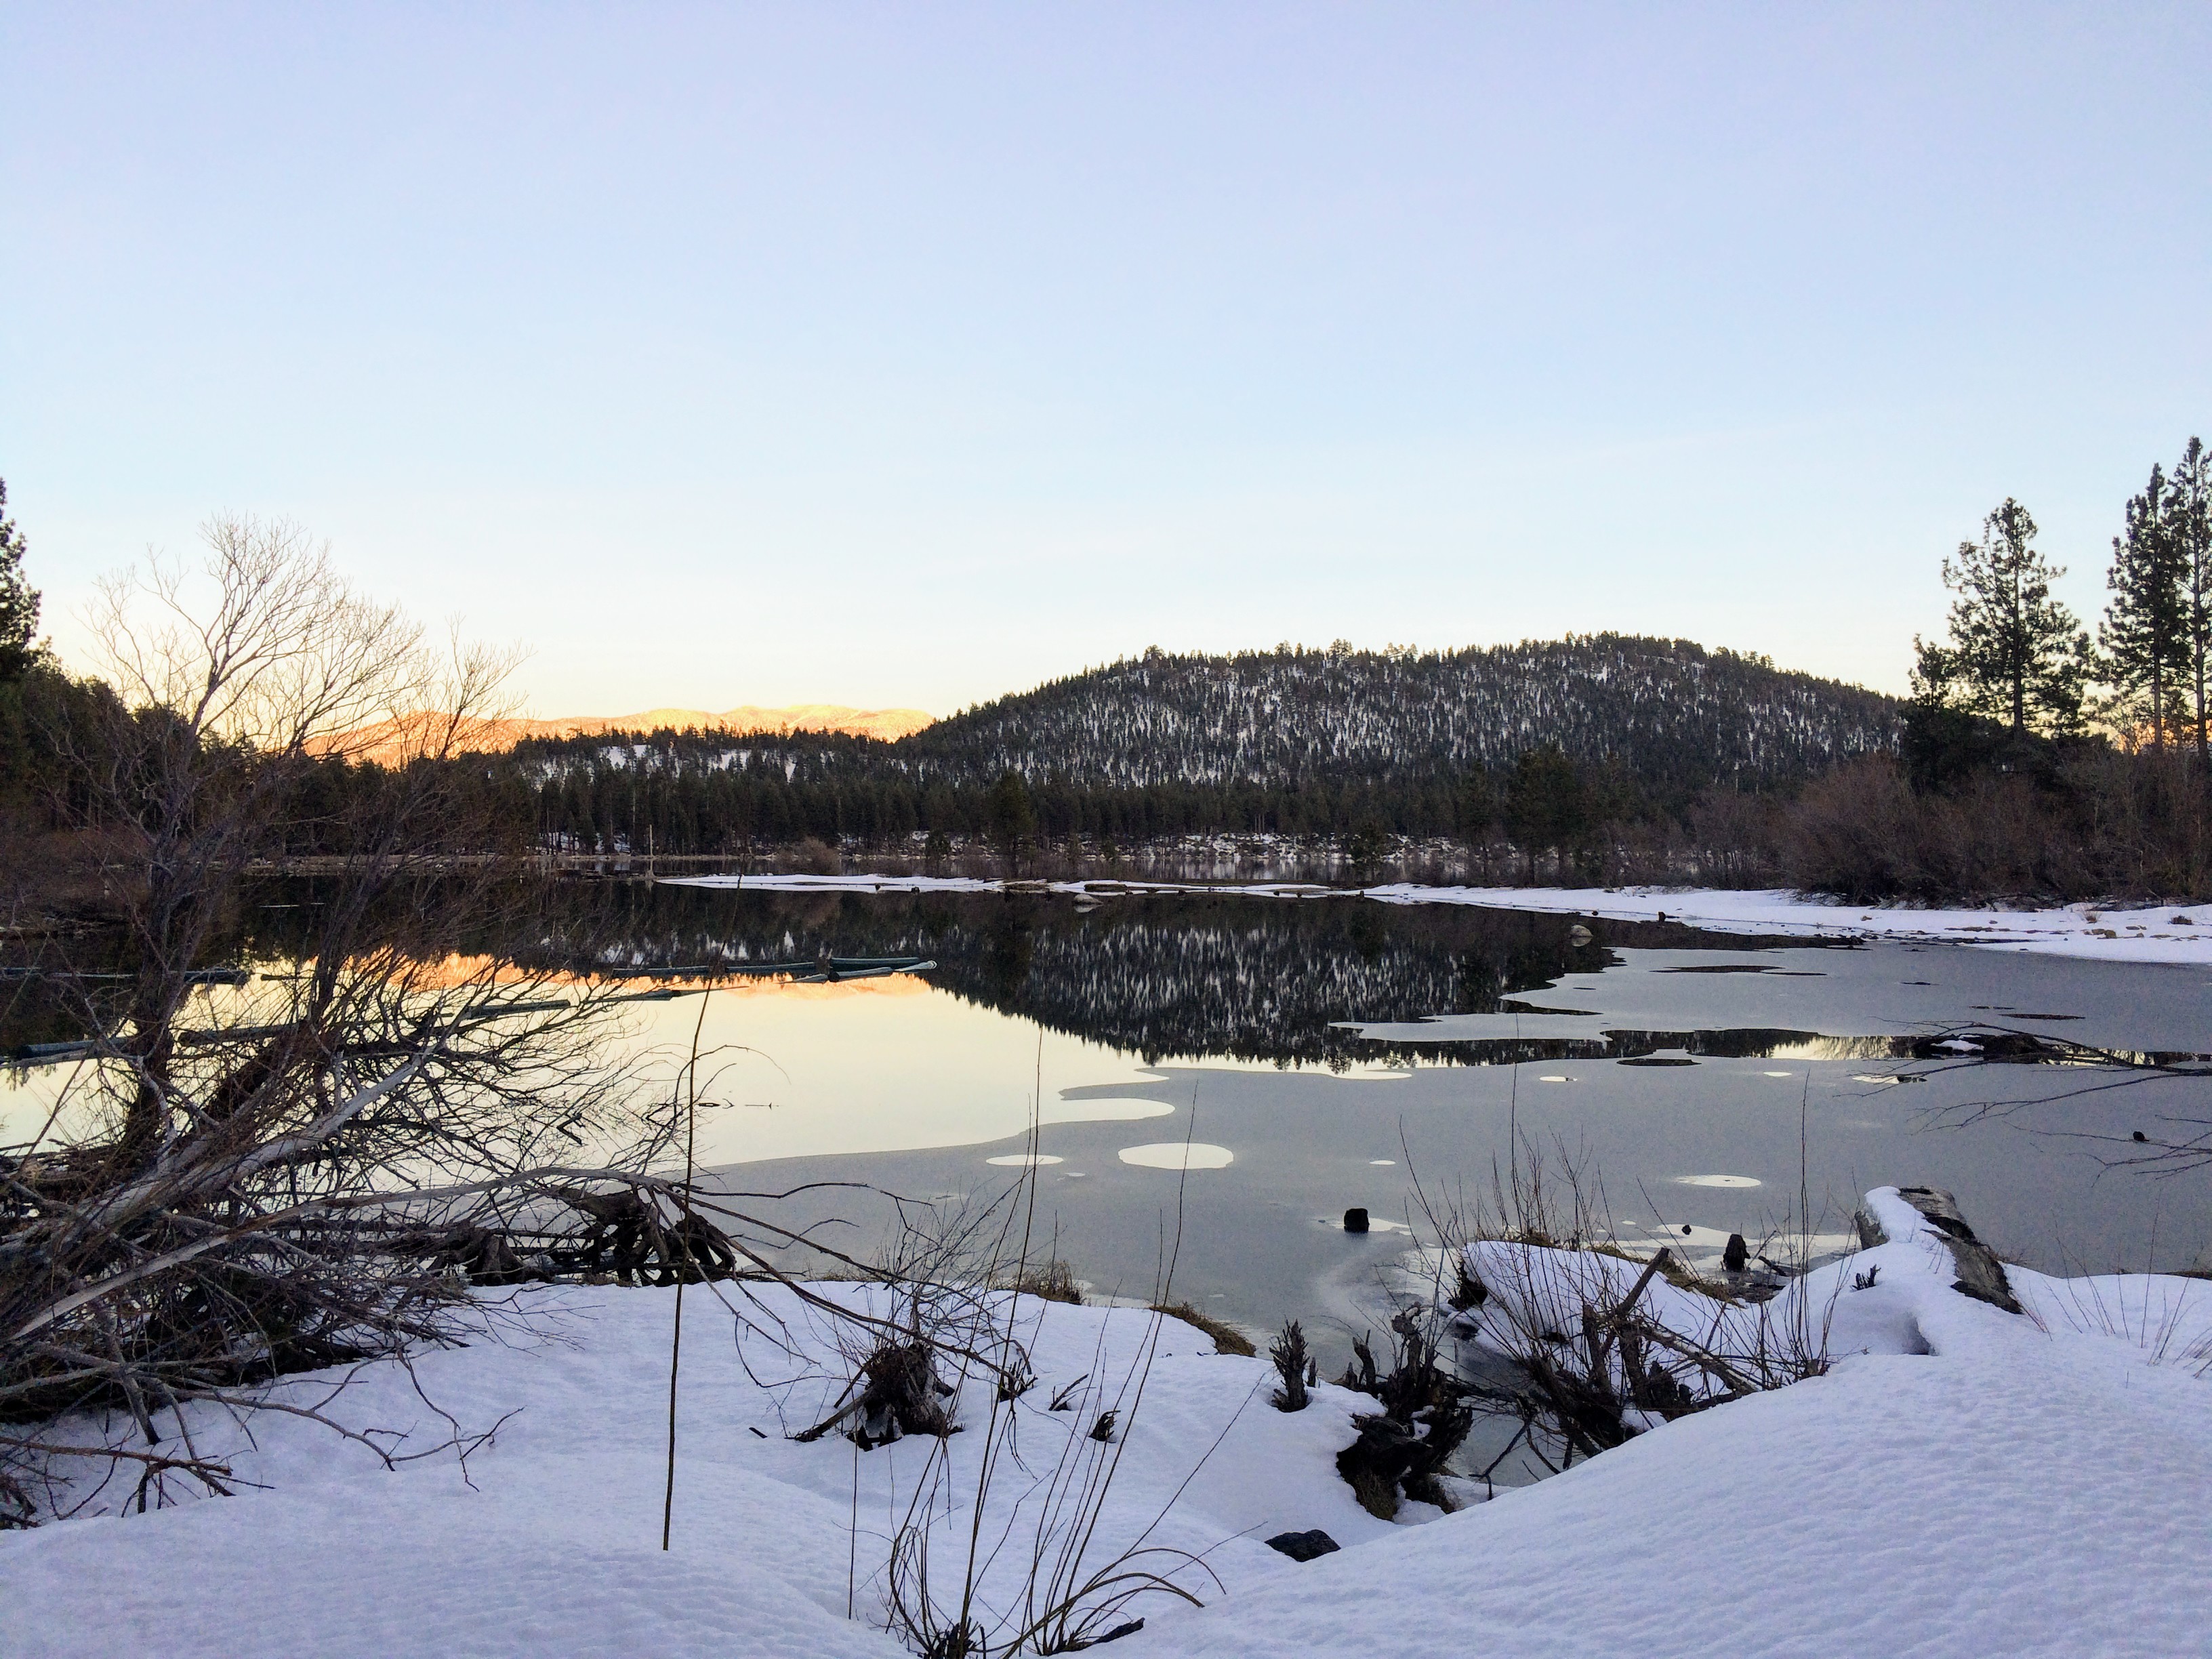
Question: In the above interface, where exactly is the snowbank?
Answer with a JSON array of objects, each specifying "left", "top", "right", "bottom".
[
  {"left": 664, "top": 873, "right": 2212, "bottom": 965},
  {"left": 1369, "top": 884, "right": 2212, "bottom": 966},
  {"left": 0, "top": 1286, "right": 1395, "bottom": 1659},
  {"left": 6, "top": 1194, "right": 2209, "bottom": 1657},
  {"left": 1159, "top": 1189, "right": 2212, "bottom": 1658}
]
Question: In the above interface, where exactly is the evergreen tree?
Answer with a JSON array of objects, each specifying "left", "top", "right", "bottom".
[
  {"left": 1339, "top": 817, "right": 1383, "bottom": 882},
  {"left": 0, "top": 478, "right": 41, "bottom": 682},
  {"left": 2170, "top": 436, "right": 2212, "bottom": 765},
  {"left": 1503, "top": 743, "right": 1589, "bottom": 882},
  {"left": 983, "top": 769, "right": 1036, "bottom": 875},
  {"left": 1925, "top": 499, "right": 2091, "bottom": 736},
  {"left": 1452, "top": 769, "right": 1496, "bottom": 851},
  {"left": 2099, "top": 463, "right": 2188, "bottom": 750}
]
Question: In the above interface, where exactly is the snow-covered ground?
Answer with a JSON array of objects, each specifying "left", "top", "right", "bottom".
[
  {"left": 1164, "top": 1189, "right": 2212, "bottom": 1658},
  {"left": 1370, "top": 883, "right": 2212, "bottom": 966},
  {"left": 6, "top": 1190, "right": 2209, "bottom": 1657},
  {"left": 666, "top": 872, "right": 2212, "bottom": 965}
]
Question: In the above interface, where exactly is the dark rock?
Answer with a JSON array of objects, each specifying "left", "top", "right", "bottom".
[
  {"left": 1722, "top": 1233, "right": 1749, "bottom": 1272},
  {"left": 1096, "top": 1618, "right": 1146, "bottom": 1643},
  {"left": 1343, "top": 1207, "right": 1370, "bottom": 1233},
  {"left": 1265, "top": 1528, "right": 1342, "bottom": 1562}
]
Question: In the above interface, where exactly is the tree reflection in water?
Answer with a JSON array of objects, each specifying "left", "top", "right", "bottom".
[{"left": 211, "top": 884, "right": 1840, "bottom": 1071}]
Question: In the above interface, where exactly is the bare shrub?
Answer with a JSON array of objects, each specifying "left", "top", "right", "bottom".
[
  {"left": 1784, "top": 747, "right": 2211, "bottom": 903},
  {"left": 1407, "top": 1145, "right": 1838, "bottom": 1483},
  {"left": 1782, "top": 754, "right": 1963, "bottom": 901},
  {"left": 1268, "top": 1320, "right": 1314, "bottom": 1412},
  {"left": 838, "top": 1132, "right": 1228, "bottom": 1654},
  {"left": 1682, "top": 786, "right": 1786, "bottom": 888},
  {"left": 1332, "top": 1309, "right": 1474, "bottom": 1517}
]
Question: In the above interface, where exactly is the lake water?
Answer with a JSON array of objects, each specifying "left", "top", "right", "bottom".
[
  {"left": 9, "top": 882, "right": 2207, "bottom": 1372},
  {"left": 561, "top": 886, "right": 2212, "bottom": 1361}
]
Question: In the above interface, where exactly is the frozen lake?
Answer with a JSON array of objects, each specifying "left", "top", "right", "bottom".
[
  {"left": 8, "top": 882, "right": 2206, "bottom": 1358},
  {"left": 579, "top": 886, "right": 2212, "bottom": 1350}
]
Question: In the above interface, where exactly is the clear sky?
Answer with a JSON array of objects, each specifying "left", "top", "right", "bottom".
[{"left": 3, "top": 4, "right": 2206, "bottom": 718}]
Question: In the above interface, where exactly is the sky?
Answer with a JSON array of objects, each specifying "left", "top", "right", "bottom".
[{"left": 3, "top": 4, "right": 2207, "bottom": 718}]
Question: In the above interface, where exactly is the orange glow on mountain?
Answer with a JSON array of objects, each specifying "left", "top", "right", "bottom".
[{"left": 323, "top": 703, "right": 935, "bottom": 764}]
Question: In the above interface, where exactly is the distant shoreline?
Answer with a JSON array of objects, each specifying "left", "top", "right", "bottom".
[{"left": 659, "top": 872, "right": 2212, "bottom": 966}]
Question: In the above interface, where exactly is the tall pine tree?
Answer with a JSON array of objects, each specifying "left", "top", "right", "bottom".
[
  {"left": 2170, "top": 436, "right": 2212, "bottom": 766},
  {"left": 1921, "top": 499, "right": 2091, "bottom": 737},
  {"left": 0, "top": 478, "right": 41, "bottom": 682},
  {"left": 2099, "top": 463, "right": 2188, "bottom": 750}
]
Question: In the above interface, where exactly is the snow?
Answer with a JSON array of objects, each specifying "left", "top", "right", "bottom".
[
  {"left": 1, "top": 1285, "right": 1399, "bottom": 1658},
  {"left": 1157, "top": 1189, "right": 2212, "bottom": 1658},
  {"left": 1368, "top": 883, "right": 2212, "bottom": 965},
  {"left": 7, "top": 1192, "right": 2209, "bottom": 1657},
  {"left": 663, "top": 874, "right": 2212, "bottom": 965}
]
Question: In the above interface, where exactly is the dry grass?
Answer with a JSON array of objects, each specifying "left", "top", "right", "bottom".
[
  {"left": 1149, "top": 1301, "right": 1256, "bottom": 1356},
  {"left": 1003, "top": 1260, "right": 1085, "bottom": 1305}
]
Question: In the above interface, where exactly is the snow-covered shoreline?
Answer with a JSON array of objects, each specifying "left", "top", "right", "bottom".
[
  {"left": 7, "top": 1189, "right": 2209, "bottom": 1657},
  {"left": 663, "top": 872, "right": 2212, "bottom": 966},
  {"left": 1370, "top": 882, "right": 2212, "bottom": 964}
]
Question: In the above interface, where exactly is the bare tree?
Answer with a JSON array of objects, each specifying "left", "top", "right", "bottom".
[{"left": 1, "top": 518, "right": 728, "bottom": 1523}]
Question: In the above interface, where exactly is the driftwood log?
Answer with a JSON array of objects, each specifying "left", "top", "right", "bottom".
[{"left": 1858, "top": 1186, "right": 2022, "bottom": 1315}]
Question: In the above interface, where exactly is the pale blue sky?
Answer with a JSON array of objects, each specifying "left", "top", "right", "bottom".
[{"left": 3, "top": 4, "right": 2206, "bottom": 716}]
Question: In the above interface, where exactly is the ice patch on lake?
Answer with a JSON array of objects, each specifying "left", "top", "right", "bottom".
[
  {"left": 1118, "top": 1141, "right": 1235, "bottom": 1169},
  {"left": 1040, "top": 1094, "right": 1175, "bottom": 1124}
]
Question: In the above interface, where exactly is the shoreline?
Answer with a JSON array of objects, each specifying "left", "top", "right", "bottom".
[{"left": 660, "top": 872, "right": 2212, "bottom": 966}]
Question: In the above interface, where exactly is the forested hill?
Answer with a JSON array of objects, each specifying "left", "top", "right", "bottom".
[
  {"left": 498, "top": 636, "right": 1901, "bottom": 853},
  {"left": 899, "top": 637, "right": 1898, "bottom": 792}
]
